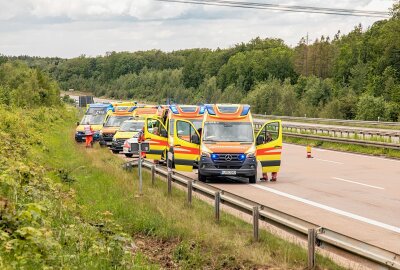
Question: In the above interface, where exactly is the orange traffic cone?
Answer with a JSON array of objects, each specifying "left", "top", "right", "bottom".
[{"left": 306, "top": 145, "right": 313, "bottom": 158}]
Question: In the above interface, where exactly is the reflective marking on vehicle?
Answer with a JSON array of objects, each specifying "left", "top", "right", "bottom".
[
  {"left": 314, "top": 158, "right": 344, "bottom": 165},
  {"left": 251, "top": 184, "right": 400, "bottom": 233},
  {"left": 332, "top": 177, "right": 384, "bottom": 190}
]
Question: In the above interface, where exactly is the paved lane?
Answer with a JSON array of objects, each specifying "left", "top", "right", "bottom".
[{"left": 183, "top": 143, "right": 400, "bottom": 253}]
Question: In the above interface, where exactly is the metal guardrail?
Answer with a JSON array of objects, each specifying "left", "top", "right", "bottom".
[
  {"left": 254, "top": 114, "right": 400, "bottom": 127},
  {"left": 253, "top": 122, "right": 400, "bottom": 149},
  {"left": 125, "top": 159, "right": 400, "bottom": 270}
]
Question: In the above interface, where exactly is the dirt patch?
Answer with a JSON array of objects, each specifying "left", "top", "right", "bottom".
[{"left": 131, "top": 234, "right": 180, "bottom": 269}]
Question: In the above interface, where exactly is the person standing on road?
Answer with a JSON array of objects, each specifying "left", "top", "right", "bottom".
[
  {"left": 84, "top": 122, "right": 94, "bottom": 148},
  {"left": 260, "top": 132, "right": 278, "bottom": 182}
]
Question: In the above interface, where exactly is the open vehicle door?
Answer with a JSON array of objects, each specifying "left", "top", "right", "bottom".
[
  {"left": 144, "top": 117, "right": 168, "bottom": 160},
  {"left": 173, "top": 119, "right": 200, "bottom": 172},
  {"left": 255, "top": 120, "right": 282, "bottom": 173}
]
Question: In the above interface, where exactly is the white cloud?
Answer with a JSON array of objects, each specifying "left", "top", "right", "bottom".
[{"left": 0, "top": 0, "right": 395, "bottom": 57}]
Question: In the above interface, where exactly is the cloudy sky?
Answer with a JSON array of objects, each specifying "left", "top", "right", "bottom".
[{"left": 0, "top": 0, "right": 395, "bottom": 58}]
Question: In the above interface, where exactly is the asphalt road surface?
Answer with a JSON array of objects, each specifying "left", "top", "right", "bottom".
[{"left": 182, "top": 143, "right": 400, "bottom": 254}]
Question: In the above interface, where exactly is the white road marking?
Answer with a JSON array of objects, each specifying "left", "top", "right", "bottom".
[
  {"left": 332, "top": 177, "right": 384, "bottom": 190},
  {"left": 314, "top": 158, "right": 344, "bottom": 165},
  {"left": 251, "top": 184, "right": 400, "bottom": 234}
]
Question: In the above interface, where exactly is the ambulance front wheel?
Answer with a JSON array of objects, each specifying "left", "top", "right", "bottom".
[
  {"left": 248, "top": 175, "right": 256, "bottom": 184},
  {"left": 198, "top": 172, "right": 207, "bottom": 183}
]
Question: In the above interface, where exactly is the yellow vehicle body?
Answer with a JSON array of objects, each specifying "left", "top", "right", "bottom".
[
  {"left": 143, "top": 105, "right": 204, "bottom": 169},
  {"left": 112, "top": 101, "right": 137, "bottom": 112},
  {"left": 99, "top": 111, "right": 135, "bottom": 146},
  {"left": 170, "top": 104, "right": 283, "bottom": 183},
  {"left": 113, "top": 120, "right": 145, "bottom": 140}
]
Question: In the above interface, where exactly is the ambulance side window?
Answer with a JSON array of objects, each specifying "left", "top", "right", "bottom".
[
  {"left": 147, "top": 119, "right": 167, "bottom": 137},
  {"left": 257, "top": 122, "right": 279, "bottom": 145},
  {"left": 177, "top": 121, "right": 198, "bottom": 143}
]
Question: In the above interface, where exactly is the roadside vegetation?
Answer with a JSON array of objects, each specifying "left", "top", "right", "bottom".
[
  {"left": 5, "top": 1, "right": 400, "bottom": 121},
  {"left": 0, "top": 62, "right": 345, "bottom": 269}
]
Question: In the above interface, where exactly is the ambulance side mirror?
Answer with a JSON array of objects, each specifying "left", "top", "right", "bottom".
[
  {"left": 160, "top": 129, "right": 168, "bottom": 138},
  {"left": 256, "top": 135, "right": 264, "bottom": 145},
  {"left": 191, "top": 134, "right": 200, "bottom": 145}
]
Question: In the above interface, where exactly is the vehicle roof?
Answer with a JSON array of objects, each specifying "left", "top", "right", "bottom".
[
  {"left": 204, "top": 104, "right": 252, "bottom": 122},
  {"left": 169, "top": 104, "right": 205, "bottom": 119},
  {"left": 89, "top": 103, "right": 113, "bottom": 108}
]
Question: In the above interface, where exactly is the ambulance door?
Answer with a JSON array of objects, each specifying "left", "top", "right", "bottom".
[
  {"left": 144, "top": 117, "right": 168, "bottom": 160},
  {"left": 173, "top": 120, "right": 200, "bottom": 172},
  {"left": 255, "top": 120, "right": 283, "bottom": 173}
]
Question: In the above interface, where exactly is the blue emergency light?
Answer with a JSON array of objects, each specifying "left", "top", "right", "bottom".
[
  {"left": 238, "top": 154, "right": 246, "bottom": 161},
  {"left": 199, "top": 106, "right": 205, "bottom": 115},
  {"left": 240, "top": 105, "right": 251, "bottom": 116},
  {"left": 205, "top": 104, "right": 216, "bottom": 115},
  {"left": 211, "top": 153, "right": 219, "bottom": 160},
  {"left": 170, "top": 105, "right": 179, "bottom": 114}
]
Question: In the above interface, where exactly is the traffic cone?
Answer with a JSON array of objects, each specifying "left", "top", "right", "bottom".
[{"left": 306, "top": 145, "right": 312, "bottom": 158}]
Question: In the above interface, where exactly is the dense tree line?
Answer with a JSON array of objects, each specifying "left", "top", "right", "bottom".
[
  {"left": 4, "top": 2, "right": 400, "bottom": 120},
  {"left": 0, "top": 61, "right": 60, "bottom": 107}
]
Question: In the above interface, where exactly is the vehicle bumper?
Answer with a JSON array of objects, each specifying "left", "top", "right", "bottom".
[
  {"left": 198, "top": 156, "right": 257, "bottom": 177},
  {"left": 99, "top": 135, "right": 113, "bottom": 146},
  {"left": 75, "top": 133, "right": 100, "bottom": 142}
]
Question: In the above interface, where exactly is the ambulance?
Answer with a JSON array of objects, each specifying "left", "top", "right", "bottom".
[
  {"left": 99, "top": 110, "right": 135, "bottom": 148},
  {"left": 111, "top": 119, "right": 145, "bottom": 156},
  {"left": 142, "top": 104, "right": 204, "bottom": 169},
  {"left": 145, "top": 104, "right": 282, "bottom": 183},
  {"left": 75, "top": 114, "right": 106, "bottom": 142}
]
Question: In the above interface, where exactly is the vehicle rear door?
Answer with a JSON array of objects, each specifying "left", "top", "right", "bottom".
[
  {"left": 255, "top": 120, "right": 282, "bottom": 173},
  {"left": 173, "top": 120, "right": 200, "bottom": 172},
  {"left": 144, "top": 117, "right": 168, "bottom": 160}
]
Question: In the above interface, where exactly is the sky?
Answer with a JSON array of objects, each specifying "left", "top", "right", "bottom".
[{"left": 0, "top": 0, "right": 395, "bottom": 58}]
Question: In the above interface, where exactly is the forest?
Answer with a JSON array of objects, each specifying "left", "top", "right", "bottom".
[{"left": 2, "top": 2, "right": 399, "bottom": 121}]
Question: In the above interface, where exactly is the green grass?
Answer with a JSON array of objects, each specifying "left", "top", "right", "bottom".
[
  {"left": 284, "top": 136, "right": 400, "bottom": 159},
  {"left": 29, "top": 108, "right": 346, "bottom": 270}
]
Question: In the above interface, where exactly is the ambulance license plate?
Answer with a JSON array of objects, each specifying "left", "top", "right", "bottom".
[{"left": 221, "top": 171, "right": 236, "bottom": 175}]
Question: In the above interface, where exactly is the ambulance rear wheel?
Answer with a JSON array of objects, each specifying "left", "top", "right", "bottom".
[
  {"left": 249, "top": 175, "right": 256, "bottom": 184},
  {"left": 198, "top": 172, "right": 207, "bottom": 183}
]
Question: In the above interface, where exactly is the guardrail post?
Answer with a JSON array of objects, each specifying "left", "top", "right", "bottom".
[
  {"left": 253, "top": 206, "right": 259, "bottom": 242},
  {"left": 307, "top": 228, "right": 316, "bottom": 269},
  {"left": 151, "top": 165, "right": 155, "bottom": 186},
  {"left": 215, "top": 191, "right": 220, "bottom": 222},
  {"left": 187, "top": 180, "right": 192, "bottom": 205},
  {"left": 167, "top": 171, "right": 172, "bottom": 195}
]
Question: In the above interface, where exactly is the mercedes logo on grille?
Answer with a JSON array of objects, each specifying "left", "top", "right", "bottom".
[{"left": 225, "top": 154, "right": 233, "bottom": 161}]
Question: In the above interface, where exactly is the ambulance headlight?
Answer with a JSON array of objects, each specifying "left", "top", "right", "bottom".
[
  {"left": 201, "top": 151, "right": 211, "bottom": 158},
  {"left": 246, "top": 152, "right": 255, "bottom": 158}
]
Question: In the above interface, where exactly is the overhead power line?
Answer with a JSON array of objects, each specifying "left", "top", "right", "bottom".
[{"left": 156, "top": 0, "right": 390, "bottom": 18}]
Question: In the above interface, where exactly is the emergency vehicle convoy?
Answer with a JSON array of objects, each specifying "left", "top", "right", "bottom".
[
  {"left": 141, "top": 104, "right": 282, "bottom": 183},
  {"left": 76, "top": 102, "right": 282, "bottom": 183}
]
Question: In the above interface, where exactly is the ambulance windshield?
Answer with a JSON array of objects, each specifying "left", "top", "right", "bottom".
[{"left": 203, "top": 122, "right": 253, "bottom": 143}]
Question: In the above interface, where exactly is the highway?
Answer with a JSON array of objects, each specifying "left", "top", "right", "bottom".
[
  {"left": 71, "top": 94, "right": 400, "bottom": 254},
  {"left": 181, "top": 143, "right": 400, "bottom": 254}
]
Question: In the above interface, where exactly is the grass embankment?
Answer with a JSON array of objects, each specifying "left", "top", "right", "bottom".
[
  {"left": 284, "top": 136, "right": 400, "bottom": 159},
  {"left": 0, "top": 105, "right": 344, "bottom": 269}
]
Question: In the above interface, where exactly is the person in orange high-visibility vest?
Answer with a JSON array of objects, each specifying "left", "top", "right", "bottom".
[
  {"left": 260, "top": 132, "right": 278, "bottom": 182},
  {"left": 137, "top": 128, "right": 146, "bottom": 158},
  {"left": 84, "top": 122, "right": 94, "bottom": 148}
]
